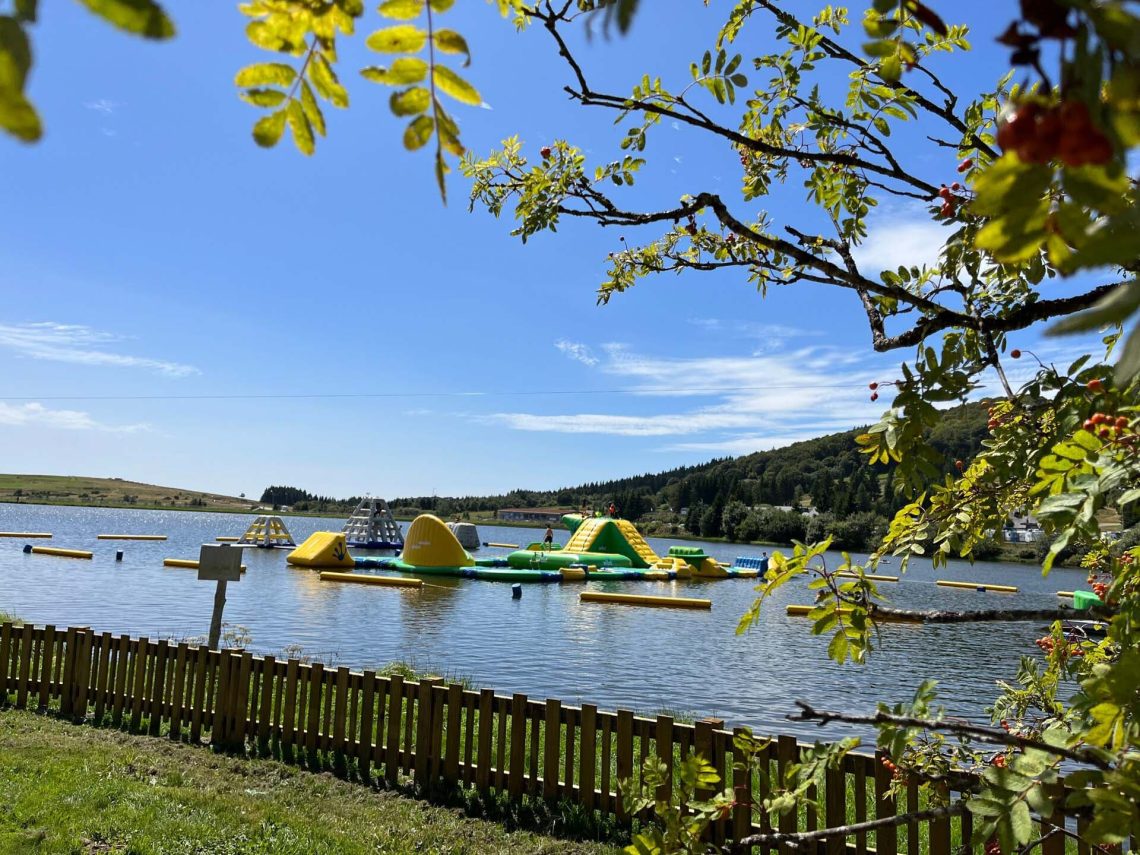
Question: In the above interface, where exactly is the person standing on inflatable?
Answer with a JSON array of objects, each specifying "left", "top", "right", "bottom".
[
  {"left": 607, "top": 501, "right": 616, "bottom": 517},
  {"left": 543, "top": 525, "right": 554, "bottom": 550}
]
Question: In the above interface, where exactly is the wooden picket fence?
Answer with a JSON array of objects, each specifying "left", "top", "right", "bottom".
[{"left": 0, "top": 622, "right": 1086, "bottom": 853}]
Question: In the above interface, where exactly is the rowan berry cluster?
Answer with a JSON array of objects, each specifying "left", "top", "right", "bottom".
[
  {"left": 997, "top": 100, "right": 1113, "bottom": 166},
  {"left": 1082, "top": 410, "right": 1137, "bottom": 451},
  {"left": 1035, "top": 635, "right": 1085, "bottom": 658},
  {"left": 879, "top": 756, "right": 906, "bottom": 783},
  {"left": 936, "top": 181, "right": 965, "bottom": 218}
]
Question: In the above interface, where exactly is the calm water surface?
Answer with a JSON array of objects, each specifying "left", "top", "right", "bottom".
[{"left": 0, "top": 504, "right": 1085, "bottom": 742}]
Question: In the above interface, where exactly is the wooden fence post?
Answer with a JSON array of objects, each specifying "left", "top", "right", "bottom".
[
  {"left": 414, "top": 678, "right": 439, "bottom": 790},
  {"left": 616, "top": 709, "right": 636, "bottom": 824},
  {"left": 874, "top": 749, "right": 898, "bottom": 855},
  {"left": 444, "top": 684, "right": 463, "bottom": 787},
  {"left": 476, "top": 687, "right": 493, "bottom": 792},
  {"left": 732, "top": 726, "right": 754, "bottom": 848},
  {"left": 59, "top": 627, "right": 76, "bottom": 717},
  {"left": 0, "top": 622, "right": 12, "bottom": 702},
  {"left": 508, "top": 693, "right": 527, "bottom": 799}
]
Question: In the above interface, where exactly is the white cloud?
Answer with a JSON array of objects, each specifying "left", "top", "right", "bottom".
[
  {"left": 0, "top": 402, "right": 148, "bottom": 432},
  {"left": 555, "top": 339, "right": 599, "bottom": 366},
  {"left": 484, "top": 340, "right": 898, "bottom": 441},
  {"left": 850, "top": 215, "right": 947, "bottom": 274},
  {"left": 84, "top": 99, "right": 120, "bottom": 114},
  {"left": 0, "top": 322, "right": 199, "bottom": 377}
]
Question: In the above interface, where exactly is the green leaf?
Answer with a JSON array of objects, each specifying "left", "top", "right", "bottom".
[
  {"left": 252, "top": 109, "right": 287, "bottom": 148},
  {"left": 239, "top": 88, "right": 287, "bottom": 107},
  {"left": 286, "top": 98, "right": 314, "bottom": 155},
  {"left": 389, "top": 86, "right": 430, "bottom": 116},
  {"left": 0, "top": 17, "right": 40, "bottom": 141},
  {"left": 360, "top": 58, "right": 427, "bottom": 85},
  {"left": 427, "top": 0, "right": 454, "bottom": 9},
  {"left": 432, "top": 28, "right": 470, "bottom": 65},
  {"left": 235, "top": 63, "right": 297, "bottom": 88},
  {"left": 309, "top": 53, "right": 348, "bottom": 107},
  {"left": 14, "top": 0, "right": 37, "bottom": 23},
  {"left": 970, "top": 154, "right": 1051, "bottom": 217},
  {"left": 827, "top": 631, "right": 849, "bottom": 663},
  {"left": 299, "top": 80, "right": 326, "bottom": 136},
  {"left": 403, "top": 113, "right": 433, "bottom": 150},
  {"left": 75, "top": 0, "right": 175, "bottom": 39},
  {"left": 366, "top": 24, "right": 427, "bottom": 54},
  {"left": 1047, "top": 280, "right": 1140, "bottom": 336},
  {"left": 432, "top": 65, "right": 480, "bottom": 105},
  {"left": 1114, "top": 320, "right": 1140, "bottom": 384},
  {"left": 377, "top": 0, "right": 423, "bottom": 19}
]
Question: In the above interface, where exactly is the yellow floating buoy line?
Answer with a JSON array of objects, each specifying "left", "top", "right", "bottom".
[
  {"left": 936, "top": 580, "right": 1019, "bottom": 593},
  {"left": 164, "top": 558, "right": 246, "bottom": 572},
  {"left": 580, "top": 591, "right": 711, "bottom": 610},
  {"left": 484, "top": 542, "right": 519, "bottom": 549},
  {"left": 29, "top": 546, "right": 92, "bottom": 559},
  {"left": 0, "top": 532, "right": 52, "bottom": 538},
  {"left": 1056, "top": 591, "right": 1075, "bottom": 598},
  {"left": 835, "top": 571, "right": 899, "bottom": 583},
  {"left": 319, "top": 571, "right": 423, "bottom": 588},
  {"left": 97, "top": 534, "right": 167, "bottom": 541},
  {"left": 215, "top": 536, "right": 240, "bottom": 542}
]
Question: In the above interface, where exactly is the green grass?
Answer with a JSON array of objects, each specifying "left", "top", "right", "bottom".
[{"left": 0, "top": 709, "right": 622, "bottom": 855}]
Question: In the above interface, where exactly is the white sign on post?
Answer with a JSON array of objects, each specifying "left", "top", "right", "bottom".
[{"left": 198, "top": 543, "right": 242, "bottom": 582}]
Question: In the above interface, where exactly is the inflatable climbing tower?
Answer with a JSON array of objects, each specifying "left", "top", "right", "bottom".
[{"left": 342, "top": 497, "right": 404, "bottom": 549}]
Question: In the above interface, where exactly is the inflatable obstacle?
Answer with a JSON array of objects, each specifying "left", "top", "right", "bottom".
[
  {"left": 342, "top": 497, "right": 404, "bottom": 548},
  {"left": 238, "top": 515, "right": 295, "bottom": 548},
  {"left": 287, "top": 532, "right": 355, "bottom": 568}
]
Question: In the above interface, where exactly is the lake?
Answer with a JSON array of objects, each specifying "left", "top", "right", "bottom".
[{"left": 0, "top": 504, "right": 1086, "bottom": 744}]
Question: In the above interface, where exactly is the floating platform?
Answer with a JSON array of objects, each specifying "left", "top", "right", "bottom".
[
  {"left": 342, "top": 497, "right": 404, "bottom": 549},
  {"left": 97, "top": 534, "right": 167, "bottom": 541},
  {"left": 786, "top": 604, "right": 924, "bottom": 624},
  {"left": 164, "top": 558, "right": 246, "bottom": 572},
  {"left": 580, "top": 591, "right": 711, "bottom": 610},
  {"left": 936, "top": 580, "right": 1018, "bottom": 593},
  {"left": 0, "top": 532, "right": 51, "bottom": 538},
  {"left": 319, "top": 571, "right": 422, "bottom": 588},
  {"left": 30, "top": 546, "right": 91, "bottom": 559}
]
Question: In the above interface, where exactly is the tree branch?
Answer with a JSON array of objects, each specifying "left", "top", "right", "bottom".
[
  {"left": 733, "top": 803, "right": 965, "bottom": 851},
  {"left": 789, "top": 702, "right": 1113, "bottom": 770}
]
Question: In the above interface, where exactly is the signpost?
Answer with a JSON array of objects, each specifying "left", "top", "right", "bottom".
[{"left": 198, "top": 543, "right": 243, "bottom": 650}]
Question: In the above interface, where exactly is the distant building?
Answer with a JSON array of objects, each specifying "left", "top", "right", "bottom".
[
  {"left": 1003, "top": 512, "right": 1042, "bottom": 542},
  {"left": 498, "top": 507, "right": 577, "bottom": 524}
]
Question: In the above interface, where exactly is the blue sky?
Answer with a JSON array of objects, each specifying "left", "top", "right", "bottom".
[{"left": 0, "top": 1, "right": 1109, "bottom": 498}]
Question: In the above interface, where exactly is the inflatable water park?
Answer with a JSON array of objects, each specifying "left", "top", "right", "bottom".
[{"left": 291, "top": 512, "right": 766, "bottom": 583}]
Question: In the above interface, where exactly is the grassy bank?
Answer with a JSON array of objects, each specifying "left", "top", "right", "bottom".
[{"left": 0, "top": 709, "right": 620, "bottom": 855}]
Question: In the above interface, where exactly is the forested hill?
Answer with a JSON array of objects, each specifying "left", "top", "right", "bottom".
[{"left": 390, "top": 401, "right": 991, "bottom": 535}]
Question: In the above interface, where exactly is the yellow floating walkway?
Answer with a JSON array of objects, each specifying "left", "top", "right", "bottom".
[
  {"left": 30, "top": 546, "right": 92, "bottom": 559},
  {"left": 1056, "top": 591, "right": 1075, "bottom": 598},
  {"left": 0, "top": 532, "right": 51, "bottom": 538},
  {"left": 319, "top": 571, "right": 422, "bottom": 588},
  {"left": 936, "top": 580, "right": 1018, "bottom": 593},
  {"left": 580, "top": 591, "right": 711, "bottom": 610},
  {"left": 835, "top": 571, "right": 899, "bottom": 583},
  {"left": 97, "top": 534, "right": 167, "bottom": 541},
  {"left": 485, "top": 542, "right": 519, "bottom": 548},
  {"left": 786, "top": 604, "right": 924, "bottom": 624},
  {"left": 215, "top": 536, "right": 240, "bottom": 542},
  {"left": 164, "top": 558, "right": 246, "bottom": 572}
]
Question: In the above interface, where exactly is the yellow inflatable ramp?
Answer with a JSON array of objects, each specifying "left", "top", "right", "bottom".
[
  {"left": 613, "top": 520, "right": 662, "bottom": 566},
  {"left": 31, "top": 546, "right": 92, "bottom": 559},
  {"left": 320, "top": 571, "right": 422, "bottom": 588},
  {"left": 580, "top": 591, "right": 711, "bottom": 610},
  {"left": 287, "top": 532, "right": 354, "bottom": 568},
  {"left": 936, "top": 580, "right": 1018, "bottom": 593}
]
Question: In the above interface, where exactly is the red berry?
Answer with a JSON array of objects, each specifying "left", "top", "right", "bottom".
[
  {"left": 1099, "top": 427, "right": 1111, "bottom": 439},
  {"left": 957, "top": 158, "right": 973, "bottom": 172},
  {"left": 939, "top": 186, "right": 952, "bottom": 200},
  {"left": 1088, "top": 379, "right": 1104, "bottom": 392},
  {"left": 1084, "top": 419, "right": 1096, "bottom": 431},
  {"left": 869, "top": 382, "right": 878, "bottom": 390},
  {"left": 1115, "top": 416, "right": 1128, "bottom": 430},
  {"left": 1010, "top": 349, "right": 1021, "bottom": 359},
  {"left": 940, "top": 201, "right": 955, "bottom": 217},
  {"left": 950, "top": 182, "right": 961, "bottom": 191},
  {"left": 955, "top": 460, "right": 964, "bottom": 471},
  {"left": 540, "top": 146, "right": 552, "bottom": 159},
  {"left": 1059, "top": 100, "right": 1092, "bottom": 129},
  {"left": 870, "top": 392, "right": 879, "bottom": 401}
]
